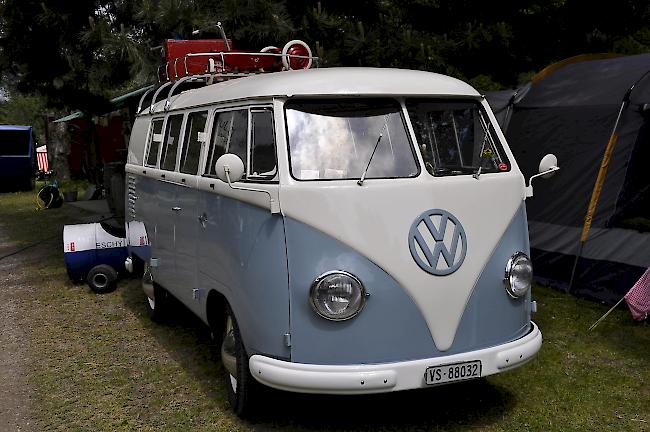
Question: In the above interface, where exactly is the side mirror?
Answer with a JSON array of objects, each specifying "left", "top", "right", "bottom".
[
  {"left": 215, "top": 154, "right": 245, "bottom": 184},
  {"left": 213, "top": 153, "right": 281, "bottom": 214},
  {"left": 526, "top": 153, "right": 560, "bottom": 198},
  {"left": 538, "top": 153, "right": 559, "bottom": 179}
]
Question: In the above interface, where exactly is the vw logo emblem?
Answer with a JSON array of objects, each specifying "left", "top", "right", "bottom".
[{"left": 408, "top": 209, "right": 467, "bottom": 276}]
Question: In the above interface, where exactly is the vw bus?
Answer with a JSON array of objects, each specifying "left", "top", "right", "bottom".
[{"left": 125, "top": 65, "right": 556, "bottom": 416}]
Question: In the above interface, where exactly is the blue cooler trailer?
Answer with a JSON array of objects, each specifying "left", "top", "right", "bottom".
[{"left": 63, "top": 222, "right": 128, "bottom": 293}]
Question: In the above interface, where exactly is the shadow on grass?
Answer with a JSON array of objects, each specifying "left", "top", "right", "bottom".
[
  {"left": 117, "top": 276, "right": 514, "bottom": 431},
  {"left": 249, "top": 379, "right": 513, "bottom": 431},
  {"left": 0, "top": 184, "right": 33, "bottom": 194}
]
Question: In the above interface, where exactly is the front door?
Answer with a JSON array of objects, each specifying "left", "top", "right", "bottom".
[{"left": 196, "top": 105, "right": 289, "bottom": 359}]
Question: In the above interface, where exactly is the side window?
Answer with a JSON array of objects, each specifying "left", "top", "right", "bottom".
[
  {"left": 205, "top": 110, "right": 247, "bottom": 176},
  {"left": 180, "top": 110, "right": 208, "bottom": 174},
  {"left": 145, "top": 119, "right": 164, "bottom": 167},
  {"left": 160, "top": 114, "right": 184, "bottom": 171},
  {"left": 249, "top": 109, "right": 277, "bottom": 179}
]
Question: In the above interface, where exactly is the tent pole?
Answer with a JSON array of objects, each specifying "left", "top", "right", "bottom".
[
  {"left": 567, "top": 67, "right": 650, "bottom": 293},
  {"left": 567, "top": 101, "right": 626, "bottom": 294},
  {"left": 567, "top": 242, "right": 584, "bottom": 294},
  {"left": 588, "top": 295, "right": 626, "bottom": 331}
]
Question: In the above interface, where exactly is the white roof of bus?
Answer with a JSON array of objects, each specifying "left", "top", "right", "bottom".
[{"left": 151, "top": 67, "right": 481, "bottom": 114}]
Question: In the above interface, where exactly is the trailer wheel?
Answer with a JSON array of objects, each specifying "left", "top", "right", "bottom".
[
  {"left": 222, "top": 305, "right": 258, "bottom": 418},
  {"left": 86, "top": 264, "right": 118, "bottom": 294}
]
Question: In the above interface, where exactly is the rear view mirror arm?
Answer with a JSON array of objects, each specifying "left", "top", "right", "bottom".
[
  {"left": 223, "top": 166, "right": 281, "bottom": 214},
  {"left": 525, "top": 166, "right": 560, "bottom": 198}
]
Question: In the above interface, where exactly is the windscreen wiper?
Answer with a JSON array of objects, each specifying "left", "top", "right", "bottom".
[
  {"left": 473, "top": 115, "right": 492, "bottom": 180},
  {"left": 357, "top": 133, "right": 383, "bottom": 186}
]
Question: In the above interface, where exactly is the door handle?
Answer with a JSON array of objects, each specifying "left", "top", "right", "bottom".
[
  {"left": 171, "top": 206, "right": 182, "bottom": 211},
  {"left": 198, "top": 213, "right": 208, "bottom": 228}
]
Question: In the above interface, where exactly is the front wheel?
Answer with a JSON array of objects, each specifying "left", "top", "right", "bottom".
[{"left": 221, "top": 305, "right": 258, "bottom": 417}]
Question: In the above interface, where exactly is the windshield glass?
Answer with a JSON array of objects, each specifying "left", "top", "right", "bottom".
[
  {"left": 285, "top": 99, "right": 419, "bottom": 180},
  {"left": 406, "top": 99, "right": 509, "bottom": 176}
]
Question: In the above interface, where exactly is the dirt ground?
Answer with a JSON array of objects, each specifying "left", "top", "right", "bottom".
[
  {"left": 0, "top": 200, "right": 100, "bottom": 432},
  {"left": 0, "top": 230, "right": 44, "bottom": 431}
]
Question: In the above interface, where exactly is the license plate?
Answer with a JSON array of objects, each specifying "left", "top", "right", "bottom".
[{"left": 424, "top": 360, "right": 482, "bottom": 385}]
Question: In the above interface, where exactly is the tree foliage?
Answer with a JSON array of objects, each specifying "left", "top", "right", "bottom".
[
  {"left": 0, "top": 0, "right": 649, "bottom": 115},
  {"left": 0, "top": 93, "right": 48, "bottom": 143}
]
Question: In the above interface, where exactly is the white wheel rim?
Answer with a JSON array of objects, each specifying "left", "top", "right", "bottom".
[
  {"left": 281, "top": 39, "right": 312, "bottom": 70},
  {"left": 230, "top": 375, "right": 237, "bottom": 393},
  {"left": 92, "top": 273, "right": 108, "bottom": 289}
]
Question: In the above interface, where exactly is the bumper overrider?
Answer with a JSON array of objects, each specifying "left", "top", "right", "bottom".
[{"left": 249, "top": 322, "right": 541, "bottom": 395}]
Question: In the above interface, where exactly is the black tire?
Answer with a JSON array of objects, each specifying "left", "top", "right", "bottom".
[
  {"left": 86, "top": 264, "right": 118, "bottom": 294},
  {"left": 222, "top": 305, "right": 258, "bottom": 418},
  {"left": 130, "top": 254, "right": 145, "bottom": 278},
  {"left": 144, "top": 267, "right": 169, "bottom": 323},
  {"left": 37, "top": 185, "right": 56, "bottom": 208},
  {"left": 37, "top": 185, "right": 63, "bottom": 209}
]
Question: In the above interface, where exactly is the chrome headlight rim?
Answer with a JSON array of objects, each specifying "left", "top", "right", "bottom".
[
  {"left": 309, "top": 270, "right": 366, "bottom": 321},
  {"left": 504, "top": 251, "right": 532, "bottom": 298}
]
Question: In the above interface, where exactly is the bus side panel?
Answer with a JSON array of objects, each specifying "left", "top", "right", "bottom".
[
  {"left": 129, "top": 175, "right": 159, "bottom": 263},
  {"left": 197, "top": 191, "right": 290, "bottom": 360},
  {"left": 150, "top": 179, "right": 178, "bottom": 291}
]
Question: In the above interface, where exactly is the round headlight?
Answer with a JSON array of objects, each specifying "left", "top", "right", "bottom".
[
  {"left": 504, "top": 252, "right": 533, "bottom": 298},
  {"left": 310, "top": 271, "right": 366, "bottom": 321}
]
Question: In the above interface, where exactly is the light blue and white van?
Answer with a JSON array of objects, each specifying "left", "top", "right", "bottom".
[{"left": 125, "top": 67, "right": 557, "bottom": 416}]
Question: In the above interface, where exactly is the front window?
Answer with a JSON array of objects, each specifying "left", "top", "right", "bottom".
[
  {"left": 285, "top": 99, "right": 419, "bottom": 180},
  {"left": 205, "top": 109, "right": 248, "bottom": 177},
  {"left": 249, "top": 109, "right": 277, "bottom": 179},
  {"left": 406, "top": 99, "right": 509, "bottom": 176},
  {"left": 204, "top": 107, "right": 278, "bottom": 181}
]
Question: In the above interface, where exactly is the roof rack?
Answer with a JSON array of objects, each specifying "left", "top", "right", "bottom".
[
  {"left": 137, "top": 46, "right": 319, "bottom": 115},
  {"left": 164, "top": 50, "right": 317, "bottom": 82}
]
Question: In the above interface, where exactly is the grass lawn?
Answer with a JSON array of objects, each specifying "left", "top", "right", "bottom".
[{"left": 0, "top": 186, "right": 648, "bottom": 431}]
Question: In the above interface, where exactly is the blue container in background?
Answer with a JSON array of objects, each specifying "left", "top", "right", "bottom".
[{"left": 0, "top": 125, "right": 36, "bottom": 191}]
